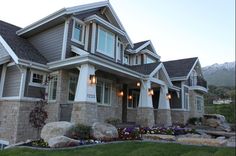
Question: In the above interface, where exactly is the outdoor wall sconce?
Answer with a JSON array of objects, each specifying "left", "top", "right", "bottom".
[
  {"left": 166, "top": 93, "right": 171, "bottom": 100},
  {"left": 118, "top": 90, "right": 124, "bottom": 97},
  {"left": 89, "top": 75, "right": 97, "bottom": 84},
  {"left": 136, "top": 82, "right": 141, "bottom": 87},
  {"left": 128, "top": 95, "right": 133, "bottom": 100},
  {"left": 148, "top": 88, "right": 154, "bottom": 96}
]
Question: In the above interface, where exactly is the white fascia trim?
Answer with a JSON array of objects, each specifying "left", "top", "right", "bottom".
[
  {"left": 0, "top": 64, "right": 7, "bottom": 98},
  {"left": 169, "top": 86, "right": 181, "bottom": 91},
  {"left": 84, "top": 15, "right": 125, "bottom": 36},
  {"left": 71, "top": 45, "right": 89, "bottom": 55},
  {"left": 18, "top": 67, "right": 27, "bottom": 98},
  {"left": 0, "top": 96, "right": 42, "bottom": 101},
  {"left": 16, "top": 8, "right": 67, "bottom": 36},
  {"left": 18, "top": 59, "right": 49, "bottom": 72},
  {"left": 150, "top": 63, "right": 162, "bottom": 77},
  {"left": 0, "top": 56, "right": 10, "bottom": 65},
  {"left": 0, "top": 35, "right": 19, "bottom": 64},
  {"left": 150, "top": 77, "right": 166, "bottom": 86},
  {"left": 161, "top": 64, "right": 173, "bottom": 87},
  {"left": 189, "top": 86, "right": 208, "bottom": 93},
  {"left": 186, "top": 58, "right": 199, "bottom": 79},
  {"left": 61, "top": 18, "right": 70, "bottom": 60},
  {"left": 143, "top": 49, "right": 160, "bottom": 59},
  {"left": 135, "top": 41, "right": 150, "bottom": 53},
  {"left": 171, "top": 76, "right": 187, "bottom": 81}
]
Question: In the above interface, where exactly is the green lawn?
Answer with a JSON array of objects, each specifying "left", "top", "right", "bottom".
[
  {"left": 205, "top": 103, "right": 236, "bottom": 123},
  {"left": 1, "top": 142, "right": 235, "bottom": 156}
]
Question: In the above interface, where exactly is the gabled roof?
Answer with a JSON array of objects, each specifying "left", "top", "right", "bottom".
[
  {"left": 16, "top": 1, "right": 133, "bottom": 47},
  {"left": 0, "top": 20, "right": 47, "bottom": 64},
  {"left": 125, "top": 62, "right": 161, "bottom": 75},
  {"left": 163, "top": 57, "right": 198, "bottom": 80},
  {"left": 133, "top": 40, "right": 149, "bottom": 50}
]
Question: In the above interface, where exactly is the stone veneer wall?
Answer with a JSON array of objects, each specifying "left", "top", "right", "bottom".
[
  {"left": 136, "top": 108, "right": 154, "bottom": 127},
  {"left": 127, "top": 109, "right": 137, "bottom": 123},
  {"left": 0, "top": 100, "right": 59, "bottom": 144},
  {"left": 155, "top": 109, "right": 172, "bottom": 127},
  {"left": 189, "top": 90, "right": 204, "bottom": 118},
  {"left": 171, "top": 110, "right": 190, "bottom": 125}
]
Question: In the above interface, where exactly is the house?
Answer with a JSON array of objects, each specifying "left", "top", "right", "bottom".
[{"left": 0, "top": 1, "right": 207, "bottom": 144}]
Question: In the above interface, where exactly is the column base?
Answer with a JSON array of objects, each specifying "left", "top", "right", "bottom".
[
  {"left": 156, "top": 109, "right": 172, "bottom": 127},
  {"left": 71, "top": 102, "right": 97, "bottom": 126},
  {"left": 136, "top": 107, "right": 154, "bottom": 127}
]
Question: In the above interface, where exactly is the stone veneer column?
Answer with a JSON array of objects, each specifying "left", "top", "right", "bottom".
[
  {"left": 71, "top": 64, "right": 97, "bottom": 125},
  {"left": 136, "top": 80, "right": 154, "bottom": 127},
  {"left": 156, "top": 85, "right": 172, "bottom": 127}
]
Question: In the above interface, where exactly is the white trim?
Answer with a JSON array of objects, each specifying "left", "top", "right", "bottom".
[
  {"left": 181, "top": 82, "right": 184, "bottom": 109},
  {"left": 150, "top": 63, "right": 162, "bottom": 77},
  {"left": 71, "top": 45, "right": 89, "bottom": 56},
  {"left": 0, "top": 96, "right": 42, "bottom": 101},
  {"left": 61, "top": 18, "right": 70, "bottom": 59},
  {"left": 0, "top": 36, "right": 19, "bottom": 64},
  {"left": 7, "top": 62, "right": 16, "bottom": 67},
  {"left": 29, "top": 69, "right": 47, "bottom": 88},
  {"left": 91, "top": 22, "right": 97, "bottom": 53},
  {"left": 96, "top": 79, "right": 112, "bottom": 106},
  {"left": 123, "top": 54, "right": 129, "bottom": 65},
  {"left": 96, "top": 26, "right": 115, "bottom": 58},
  {"left": 85, "top": 15, "right": 125, "bottom": 37},
  {"left": 71, "top": 17, "right": 85, "bottom": 45},
  {"left": 19, "top": 67, "right": 27, "bottom": 98},
  {"left": 84, "top": 24, "right": 90, "bottom": 51},
  {"left": 184, "top": 92, "right": 190, "bottom": 111},
  {"left": 18, "top": 59, "right": 49, "bottom": 72},
  {"left": 186, "top": 58, "right": 199, "bottom": 79},
  {"left": 195, "top": 95, "right": 204, "bottom": 112},
  {"left": 115, "top": 35, "right": 119, "bottom": 62},
  {"left": 150, "top": 77, "right": 165, "bottom": 86},
  {"left": 189, "top": 86, "right": 208, "bottom": 93},
  {"left": 0, "top": 64, "right": 7, "bottom": 98},
  {"left": 142, "top": 49, "right": 160, "bottom": 59}
]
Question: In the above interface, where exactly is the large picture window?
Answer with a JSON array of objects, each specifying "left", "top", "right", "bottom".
[
  {"left": 97, "top": 27, "right": 115, "bottom": 58},
  {"left": 68, "top": 74, "right": 78, "bottom": 101},
  {"left": 96, "top": 80, "right": 112, "bottom": 105},
  {"left": 72, "top": 19, "right": 84, "bottom": 45},
  {"left": 48, "top": 75, "right": 57, "bottom": 101}
]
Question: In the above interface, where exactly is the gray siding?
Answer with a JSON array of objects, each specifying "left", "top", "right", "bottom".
[
  {"left": 28, "top": 23, "right": 65, "bottom": 62},
  {"left": 0, "top": 42, "right": 9, "bottom": 58},
  {"left": 24, "top": 69, "right": 45, "bottom": 98},
  {"left": 170, "top": 91, "right": 182, "bottom": 108},
  {"left": 3, "top": 65, "right": 21, "bottom": 97}
]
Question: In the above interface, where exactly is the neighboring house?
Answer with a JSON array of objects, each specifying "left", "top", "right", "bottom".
[
  {"left": 163, "top": 58, "right": 208, "bottom": 124},
  {"left": 0, "top": 1, "right": 207, "bottom": 144},
  {"left": 213, "top": 99, "right": 232, "bottom": 104}
]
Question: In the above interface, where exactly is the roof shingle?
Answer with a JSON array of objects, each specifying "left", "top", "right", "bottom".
[
  {"left": 0, "top": 20, "right": 47, "bottom": 64},
  {"left": 125, "top": 62, "right": 161, "bottom": 75},
  {"left": 163, "top": 57, "right": 198, "bottom": 78}
]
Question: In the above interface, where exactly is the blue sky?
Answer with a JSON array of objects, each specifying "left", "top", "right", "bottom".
[{"left": 0, "top": 0, "right": 235, "bottom": 66}]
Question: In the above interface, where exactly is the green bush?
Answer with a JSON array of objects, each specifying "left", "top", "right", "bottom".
[
  {"left": 188, "top": 117, "right": 199, "bottom": 125},
  {"left": 70, "top": 124, "right": 92, "bottom": 140}
]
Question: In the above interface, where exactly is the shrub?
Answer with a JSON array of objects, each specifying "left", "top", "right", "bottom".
[
  {"left": 31, "top": 139, "right": 49, "bottom": 148},
  {"left": 70, "top": 124, "right": 92, "bottom": 140},
  {"left": 105, "top": 118, "right": 121, "bottom": 126}
]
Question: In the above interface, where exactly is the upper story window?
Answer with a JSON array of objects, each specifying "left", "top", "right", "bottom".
[
  {"left": 97, "top": 26, "right": 115, "bottom": 58},
  {"left": 71, "top": 18, "right": 85, "bottom": 45},
  {"left": 29, "top": 70, "right": 46, "bottom": 87},
  {"left": 123, "top": 54, "right": 129, "bottom": 65},
  {"left": 146, "top": 56, "right": 155, "bottom": 64},
  {"left": 117, "top": 41, "right": 123, "bottom": 61}
]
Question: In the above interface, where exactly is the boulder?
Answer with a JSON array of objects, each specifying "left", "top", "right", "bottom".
[
  {"left": 143, "top": 134, "right": 175, "bottom": 141},
  {"left": 41, "top": 121, "right": 74, "bottom": 142},
  {"left": 91, "top": 122, "right": 118, "bottom": 140},
  {"left": 203, "top": 114, "right": 231, "bottom": 132},
  {"left": 48, "top": 136, "right": 80, "bottom": 148},
  {"left": 177, "top": 137, "right": 227, "bottom": 147},
  {"left": 227, "top": 136, "right": 236, "bottom": 147}
]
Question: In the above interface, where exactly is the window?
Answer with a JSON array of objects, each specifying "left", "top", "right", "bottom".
[
  {"left": 68, "top": 74, "right": 78, "bottom": 101},
  {"left": 128, "top": 91, "right": 139, "bottom": 108},
  {"left": 196, "top": 96, "right": 203, "bottom": 111},
  {"left": 135, "top": 55, "right": 140, "bottom": 65},
  {"left": 72, "top": 19, "right": 84, "bottom": 44},
  {"left": 117, "top": 42, "right": 123, "bottom": 61},
  {"left": 96, "top": 80, "right": 112, "bottom": 105},
  {"left": 48, "top": 75, "right": 57, "bottom": 101},
  {"left": 30, "top": 70, "right": 46, "bottom": 87},
  {"left": 97, "top": 27, "right": 115, "bottom": 58},
  {"left": 146, "top": 56, "right": 155, "bottom": 64},
  {"left": 123, "top": 54, "right": 129, "bottom": 65},
  {"left": 184, "top": 93, "right": 189, "bottom": 110}
]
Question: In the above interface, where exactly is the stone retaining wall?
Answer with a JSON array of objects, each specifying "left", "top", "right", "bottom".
[
  {"left": 171, "top": 110, "right": 189, "bottom": 125},
  {"left": 127, "top": 109, "right": 137, "bottom": 123}
]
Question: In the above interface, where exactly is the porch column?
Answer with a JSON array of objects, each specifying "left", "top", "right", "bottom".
[
  {"left": 136, "top": 80, "right": 155, "bottom": 127},
  {"left": 71, "top": 64, "right": 97, "bottom": 125},
  {"left": 156, "top": 85, "right": 172, "bottom": 127}
]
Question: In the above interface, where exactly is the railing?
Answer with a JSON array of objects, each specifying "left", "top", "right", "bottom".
[{"left": 189, "top": 76, "right": 207, "bottom": 88}]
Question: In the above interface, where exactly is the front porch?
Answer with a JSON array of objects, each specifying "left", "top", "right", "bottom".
[{"left": 48, "top": 59, "right": 174, "bottom": 127}]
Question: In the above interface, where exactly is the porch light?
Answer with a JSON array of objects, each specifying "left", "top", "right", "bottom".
[
  {"left": 166, "top": 93, "right": 171, "bottom": 100},
  {"left": 128, "top": 95, "right": 133, "bottom": 100},
  {"left": 89, "top": 75, "right": 97, "bottom": 84},
  {"left": 136, "top": 82, "right": 141, "bottom": 87},
  {"left": 118, "top": 90, "right": 124, "bottom": 97},
  {"left": 148, "top": 89, "right": 154, "bottom": 96}
]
